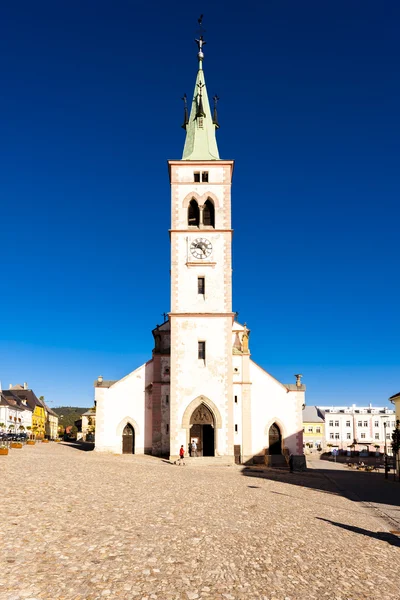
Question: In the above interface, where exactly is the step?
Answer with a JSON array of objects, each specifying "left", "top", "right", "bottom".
[{"left": 171, "top": 456, "right": 235, "bottom": 466}]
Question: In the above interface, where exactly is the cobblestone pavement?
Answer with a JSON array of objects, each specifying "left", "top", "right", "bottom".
[
  {"left": 306, "top": 453, "right": 400, "bottom": 528},
  {"left": 1, "top": 443, "right": 400, "bottom": 600}
]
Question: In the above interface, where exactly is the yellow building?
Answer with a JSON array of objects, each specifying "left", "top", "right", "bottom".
[
  {"left": 302, "top": 406, "right": 325, "bottom": 451},
  {"left": 390, "top": 391, "right": 400, "bottom": 423}
]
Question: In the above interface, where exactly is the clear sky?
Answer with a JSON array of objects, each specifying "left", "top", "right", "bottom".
[{"left": 1, "top": 1, "right": 399, "bottom": 408}]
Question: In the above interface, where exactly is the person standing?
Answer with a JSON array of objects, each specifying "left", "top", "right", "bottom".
[
  {"left": 191, "top": 439, "right": 197, "bottom": 457},
  {"left": 178, "top": 444, "right": 185, "bottom": 465}
]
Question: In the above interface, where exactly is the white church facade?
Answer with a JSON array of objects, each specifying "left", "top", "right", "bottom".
[{"left": 94, "top": 36, "right": 305, "bottom": 465}]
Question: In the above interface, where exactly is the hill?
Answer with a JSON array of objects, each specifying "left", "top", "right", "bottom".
[{"left": 53, "top": 406, "right": 90, "bottom": 428}]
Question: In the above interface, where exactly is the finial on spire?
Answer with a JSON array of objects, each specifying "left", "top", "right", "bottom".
[
  {"left": 195, "top": 15, "right": 206, "bottom": 62},
  {"left": 212, "top": 95, "right": 220, "bottom": 129},
  {"left": 181, "top": 94, "right": 189, "bottom": 130}
]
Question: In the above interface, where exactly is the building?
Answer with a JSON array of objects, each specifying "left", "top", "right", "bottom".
[
  {"left": 318, "top": 404, "right": 395, "bottom": 453},
  {"left": 0, "top": 391, "right": 29, "bottom": 433},
  {"left": 81, "top": 408, "right": 96, "bottom": 441},
  {"left": 302, "top": 406, "right": 325, "bottom": 450},
  {"left": 389, "top": 391, "right": 400, "bottom": 424},
  {"left": 94, "top": 34, "right": 305, "bottom": 465},
  {"left": 8, "top": 384, "right": 47, "bottom": 439},
  {"left": 1, "top": 387, "right": 33, "bottom": 433},
  {"left": 43, "top": 403, "right": 59, "bottom": 440}
]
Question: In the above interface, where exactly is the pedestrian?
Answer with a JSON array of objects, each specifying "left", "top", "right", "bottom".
[
  {"left": 178, "top": 444, "right": 185, "bottom": 465},
  {"left": 191, "top": 439, "right": 197, "bottom": 457}
]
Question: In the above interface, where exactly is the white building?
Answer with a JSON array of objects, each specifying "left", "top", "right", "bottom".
[
  {"left": 94, "top": 36, "right": 305, "bottom": 466},
  {"left": 319, "top": 404, "right": 395, "bottom": 453},
  {"left": 0, "top": 390, "right": 33, "bottom": 433}
]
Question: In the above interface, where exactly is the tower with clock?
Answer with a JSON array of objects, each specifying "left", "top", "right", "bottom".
[{"left": 94, "top": 30, "right": 306, "bottom": 467}]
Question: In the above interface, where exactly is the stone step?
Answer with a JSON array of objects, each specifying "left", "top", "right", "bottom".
[{"left": 172, "top": 456, "right": 235, "bottom": 466}]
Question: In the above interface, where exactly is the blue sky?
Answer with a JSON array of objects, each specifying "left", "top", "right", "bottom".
[{"left": 1, "top": 1, "right": 399, "bottom": 408}]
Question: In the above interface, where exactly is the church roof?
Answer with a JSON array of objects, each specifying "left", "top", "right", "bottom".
[
  {"left": 182, "top": 34, "right": 220, "bottom": 161},
  {"left": 285, "top": 383, "right": 307, "bottom": 392},
  {"left": 94, "top": 380, "right": 117, "bottom": 388}
]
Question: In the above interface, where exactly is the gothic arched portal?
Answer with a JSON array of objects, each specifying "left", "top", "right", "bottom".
[
  {"left": 122, "top": 423, "right": 135, "bottom": 454},
  {"left": 189, "top": 403, "right": 215, "bottom": 457},
  {"left": 268, "top": 423, "right": 282, "bottom": 455}
]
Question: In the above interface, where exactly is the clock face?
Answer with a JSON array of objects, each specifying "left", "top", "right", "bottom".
[{"left": 190, "top": 237, "right": 213, "bottom": 259}]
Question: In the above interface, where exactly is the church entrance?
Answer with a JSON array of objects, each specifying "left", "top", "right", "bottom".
[
  {"left": 189, "top": 404, "right": 215, "bottom": 457},
  {"left": 268, "top": 423, "right": 282, "bottom": 455},
  {"left": 122, "top": 423, "right": 135, "bottom": 454}
]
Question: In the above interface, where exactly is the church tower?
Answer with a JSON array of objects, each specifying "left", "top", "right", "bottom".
[{"left": 168, "top": 32, "right": 235, "bottom": 461}]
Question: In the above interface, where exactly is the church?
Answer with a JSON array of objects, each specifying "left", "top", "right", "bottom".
[{"left": 94, "top": 34, "right": 305, "bottom": 465}]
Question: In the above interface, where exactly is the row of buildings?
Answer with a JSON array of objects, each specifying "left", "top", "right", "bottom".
[
  {"left": 0, "top": 383, "right": 58, "bottom": 439},
  {"left": 303, "top": 404, "right": 397, "bottom": 453}
]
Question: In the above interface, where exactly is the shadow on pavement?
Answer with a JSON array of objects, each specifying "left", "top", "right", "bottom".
[
  {"left": 316, "top": 517, "right": 400, "bottom": 548},
  {"left": 241, "top": 465, "right": 400, "bottom": 510},
  {"left": 61, "top": 441, "right": 94, "bottom": 452}
]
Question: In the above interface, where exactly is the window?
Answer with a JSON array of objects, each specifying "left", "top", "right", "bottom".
[
  {"left": 308, "top": 427, "right": 313, "bottom": 433},
  {"left": 334, "top": 420, "right": 339, "bottom": 427},
  {"left": 335, "top": 433, "right": 340, "bottom": 439},
  {"left": 329, "top": 420, "right": 333, "bottom": 427},
  {"left": 188, "top": 199, "right": 200, "bottom": 227},
  {"left": 386, "top": 433, "right": 391, "bottom": 439},
  {"left": 202, "top": 199, "right": 215, "bottom": 227},
  {"left": 357, "top": 421, "right": 362, "bottom": 427},
  {"left": 316, "top": 427, "right": 321, "bottom": 433},
  {"left": 235, "top": 424, "right": 238, "bottom": 433},
  {"left": 234, "top": 395, "right": 238, "bottom": 404},
  {"left": 392, "top": 421, "right": 396, "bottom": 428},
  {"left": 194, "top": 172, "right": 200, "bottom": 182},
  {"left": 198, "top": 341, "right": 206, "bottom": 360},
  {"left": 165, "top": 395, "right": 169, "bottom": 405},
  {"left": 198, "top": 277, "right": 205, "bottom": 294},
  {"left": 202, "top": 171, "right": 209, "bottom": 182},
  {"left": 363, "top": 421, "right": 368, "bottom": 427},
  {"left": 374, "top": 421, "right": 379, "bottom": 427},
  {"left": 375, "top": 433, "right": 379, "bottom": 440},
  {"left": 347, "top": 433, "right": 351, "bottom": 439},
  {"left": 360, "top": 433, "right": 366, "bottom": 439},
  {"left": 166, "top": 424, "right": 169, "bottom": 433},
  {"left": 330, "top": 433, "right": 334, "bottom": 439},
  {"left": 346, "top": 420, "right": 351, "bottom": 427}
]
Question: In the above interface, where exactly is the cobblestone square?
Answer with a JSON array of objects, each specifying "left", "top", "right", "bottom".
[{"left": 1, "top": 443, "right": 399, "bottom": 600}]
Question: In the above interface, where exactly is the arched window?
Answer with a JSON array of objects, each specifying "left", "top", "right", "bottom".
[
  {"left": 188, "top": 199, "right": 200, "bottom": 227},
  {"left": 203, "top": 199, "right": 215, "bottom": 228}
]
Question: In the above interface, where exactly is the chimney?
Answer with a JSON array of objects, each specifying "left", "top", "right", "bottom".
[
  {"left": 295, "top": 374, "right": 303, "bottom": 388},
  {"left": 23, "top": 382, "right": 28, "bottom": 390},
  {"left": 97, "top": 376, "right": 103, "bottom": 384}
]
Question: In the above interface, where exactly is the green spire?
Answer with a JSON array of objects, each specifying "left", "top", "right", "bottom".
[{"left": 182, "top": 37, "right": 220, "bottom": 161}]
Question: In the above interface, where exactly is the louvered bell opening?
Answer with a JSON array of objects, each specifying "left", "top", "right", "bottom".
[{"left": 188, "top": 199, "right": 200, "bottom": 227}]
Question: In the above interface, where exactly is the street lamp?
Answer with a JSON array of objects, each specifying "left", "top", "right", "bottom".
[{"left": 383, "top": 420, "right": 389, "bottom": 479}]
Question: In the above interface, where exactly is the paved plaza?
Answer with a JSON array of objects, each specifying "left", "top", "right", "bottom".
[{"left": 1, "top": 444, "right": 400, "bottom": 600}]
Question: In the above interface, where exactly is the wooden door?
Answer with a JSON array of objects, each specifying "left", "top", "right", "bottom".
[{"left": 122, "top": 423, "right": 135, "bottom": 454}]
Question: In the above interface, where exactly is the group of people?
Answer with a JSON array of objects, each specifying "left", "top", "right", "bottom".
[{"left": 177, "top": 439, "right": 198, "bottom": 465}]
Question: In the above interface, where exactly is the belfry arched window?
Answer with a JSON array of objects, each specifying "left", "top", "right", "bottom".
[
  {"left": 188, "top": 199, "right": 200, "bottom": 227},
  {"left": 203, "top": 199, "right": 215, "bottom": 228}
]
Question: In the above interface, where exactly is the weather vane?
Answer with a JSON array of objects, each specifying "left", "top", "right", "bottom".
[{"left": 195, "top": 14, "right": 206, "bottom": 60}]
